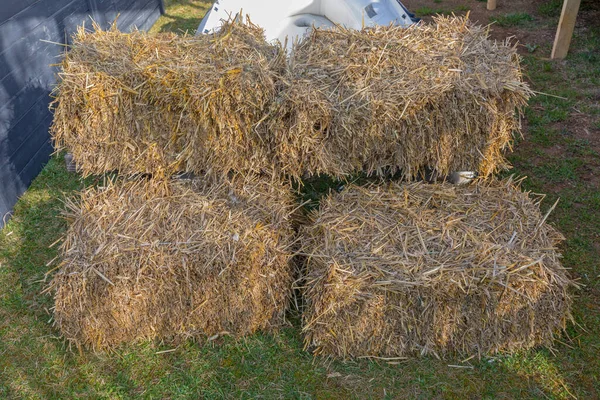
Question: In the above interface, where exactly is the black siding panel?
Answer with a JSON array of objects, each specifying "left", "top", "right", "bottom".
[
  {"left": 0, "top": 0, "right": 163, "bottom": 226},
  {"left": 138, "top": 5, "right": 162, "bottom": 32},
  {"left": 0, "top": 0, "right": 40, "bottom": 25},
  {"left": 1, "top": 95, "right": 51, "bottom": 161},
  {"left": 116, "top": 0, "right": 158, "bottom": 31}
]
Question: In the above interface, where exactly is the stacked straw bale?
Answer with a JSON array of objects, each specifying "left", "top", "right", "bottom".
[
  {"left": 51, "top": 176, "right": 296, "bottom": 350},
  {"left": 50, "top": 19, "right": 284, "bottom": 178},
  {"left": 271, "top": 16, "right": 532, "bottom": 179},
  {"left": 301, "top": 179, "right": 574, "bottom": 358},
  {"left": 51, "top": 16, "right": 530, "bottom": 181}
]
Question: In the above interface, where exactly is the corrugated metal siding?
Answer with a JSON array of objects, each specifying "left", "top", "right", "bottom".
[{"left": 0, "top": 0, "right": 163, "bottom": 226}]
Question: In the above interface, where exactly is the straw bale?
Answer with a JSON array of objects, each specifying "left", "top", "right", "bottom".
[
  {"left": 301, "top": 178, "right": 574, "bottom": 358},
  {"left": 50, "top": 176, "right": 295, "bottom": 350},
  {"left": 50, "top": 19, "right": 284, "bottom": 178},
  {"left": 271, "top": 16, "right": 532, "bottom": 180}
]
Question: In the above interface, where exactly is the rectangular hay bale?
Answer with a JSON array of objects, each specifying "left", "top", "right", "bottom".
[
  {"left": 301, "top": 179, "right": 574, "bottom": 358},
  {"left": 50, "top": 19, "right": 284, "bottom": 178},
  {"left": 271, "top": 16, "right": 532, "bottom": 180},
  {"left": 50, "top": 176, "right": 296, "bottom": 350}
]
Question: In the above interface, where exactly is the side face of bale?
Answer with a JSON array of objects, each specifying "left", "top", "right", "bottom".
[
  {"left": 51, "top": 177, "right": 295, "bottom": 350},
  {"left": 302, "top": 179, "right": 573, "bottom": 358},
  {"left": 50, "top": 20, "right": 285, "bottom": 178},
  {"left": 272, "top": 16, "right": 531, "bottom": 180}
]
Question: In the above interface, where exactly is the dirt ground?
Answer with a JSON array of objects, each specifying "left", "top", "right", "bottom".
[
  {"left": 403, "top": 0, "right": 556, "bottom": 43},
  {"left": 402, "top": 0, "right": 600, "bottom": 53}
]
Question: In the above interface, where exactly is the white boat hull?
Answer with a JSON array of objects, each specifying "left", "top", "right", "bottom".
[{"left": 197, "top": 0, "right": 416, "bottom": 48}]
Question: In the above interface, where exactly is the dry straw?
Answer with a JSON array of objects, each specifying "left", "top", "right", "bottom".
[
  {"left": 301, "top": 178, "right": 574, "bottom": 358},
  {"left": 51, "top": 16, "right": 530, "bottom": 181},
  {"left": 50, "top": 18, "right": 285, "bottom": 178},
  {"left": 50, "top": 176, "right": 296, "bottom": 350},
  {"left": 271, "top": 15, "right": 532, "bottom": 180}
]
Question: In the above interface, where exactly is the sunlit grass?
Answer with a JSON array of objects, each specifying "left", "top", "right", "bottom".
[{"left": 149, "top": 0, "right": 211, "bottom": 34}]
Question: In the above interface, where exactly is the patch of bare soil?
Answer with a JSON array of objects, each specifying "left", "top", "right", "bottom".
[{"left": 402, "top": 0, "right": 555, "bottom": 51}]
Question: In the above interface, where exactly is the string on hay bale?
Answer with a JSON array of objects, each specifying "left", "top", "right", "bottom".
[
  {"left": 271, "top": 15, "right": 532, "bottom": 180},
  {"left": 50, "top": 176, "right": 296, "bottom": 350},
  {"left": 301, "top": 178, "right": 574, "bottom": 358},
  {"left": 50, "top": 19, "right": 284, "bottom": 178}
]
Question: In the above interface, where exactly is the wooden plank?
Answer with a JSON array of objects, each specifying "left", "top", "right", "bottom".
[
  {"left": 0, "top": 132, "right": 53, "bottom": 226},
  {"left": 0, "top": 195, "right": 8, "bottom": 223},
  {"left": 551, "top": 0, "right": 581, "bottom": 59},
  {"left": 87, "top": 0, "right": 121, "bottom": 29},
  {"left": 86, "top": 0, "right": 102, "bottom": 26},
  {"left": 0, "top": 85, "right": 52, "bottom": 142},
  {"left": 487, "top": 0, "right": 497, "bottom": 11}
]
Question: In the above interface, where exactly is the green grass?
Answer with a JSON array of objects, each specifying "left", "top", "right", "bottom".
[
  {"left": 490, "top": 12, "right": 534, "bottom": 27},
  {"left": 413, "top": 7, "right": 448, "bottom": 17},
  {"left": 414, "top": 4, "right": 470, "bottom": 17},
  {"left": 454, "top": 5, "right": 471, "bottom": 12},
  {"left": 1, "top": 2, "right": 600, "bottom": 399},
  {"left": 149, "top": 0, "right": 211, "bottom": 34},
  {"left": 538, "top": 0, "right": 564, "bottom": 18}
]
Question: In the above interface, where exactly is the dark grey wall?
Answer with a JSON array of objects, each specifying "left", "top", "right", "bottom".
[{"left": 0, "top": 0, "right": 163, "bottom": 226}]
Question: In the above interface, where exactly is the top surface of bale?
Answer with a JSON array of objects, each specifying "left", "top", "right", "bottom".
[
  {"left": 272, "top": 16, "right": 532, "bottom": 179},
  {"left": 302, "top": 178, "right": 573, "bottom": 358},
  {"left": 306, "top": 178, "right": 565, "bottom": 285},
  {"left": 51, "top": 175, "right": 296, "bottom": 349},
  {"left": 51, "top": 19, "right": 284, "bottom": 178}
]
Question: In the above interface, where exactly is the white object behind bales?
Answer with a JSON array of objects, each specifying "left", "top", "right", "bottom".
[{"left": 197, "top": 0, "right": 415, "bottom": 48}]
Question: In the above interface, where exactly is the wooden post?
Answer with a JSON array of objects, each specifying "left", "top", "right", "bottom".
[
  {"left": 551, "top": 0, "right": 581, "bottom": 59},
  {"left": 487, "top": 0, "right": 497, "bottom": 11}
]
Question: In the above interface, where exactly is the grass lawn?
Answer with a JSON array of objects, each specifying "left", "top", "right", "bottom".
[{"left": 1, "top": 0, "right": 599, "bottom": 398}]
